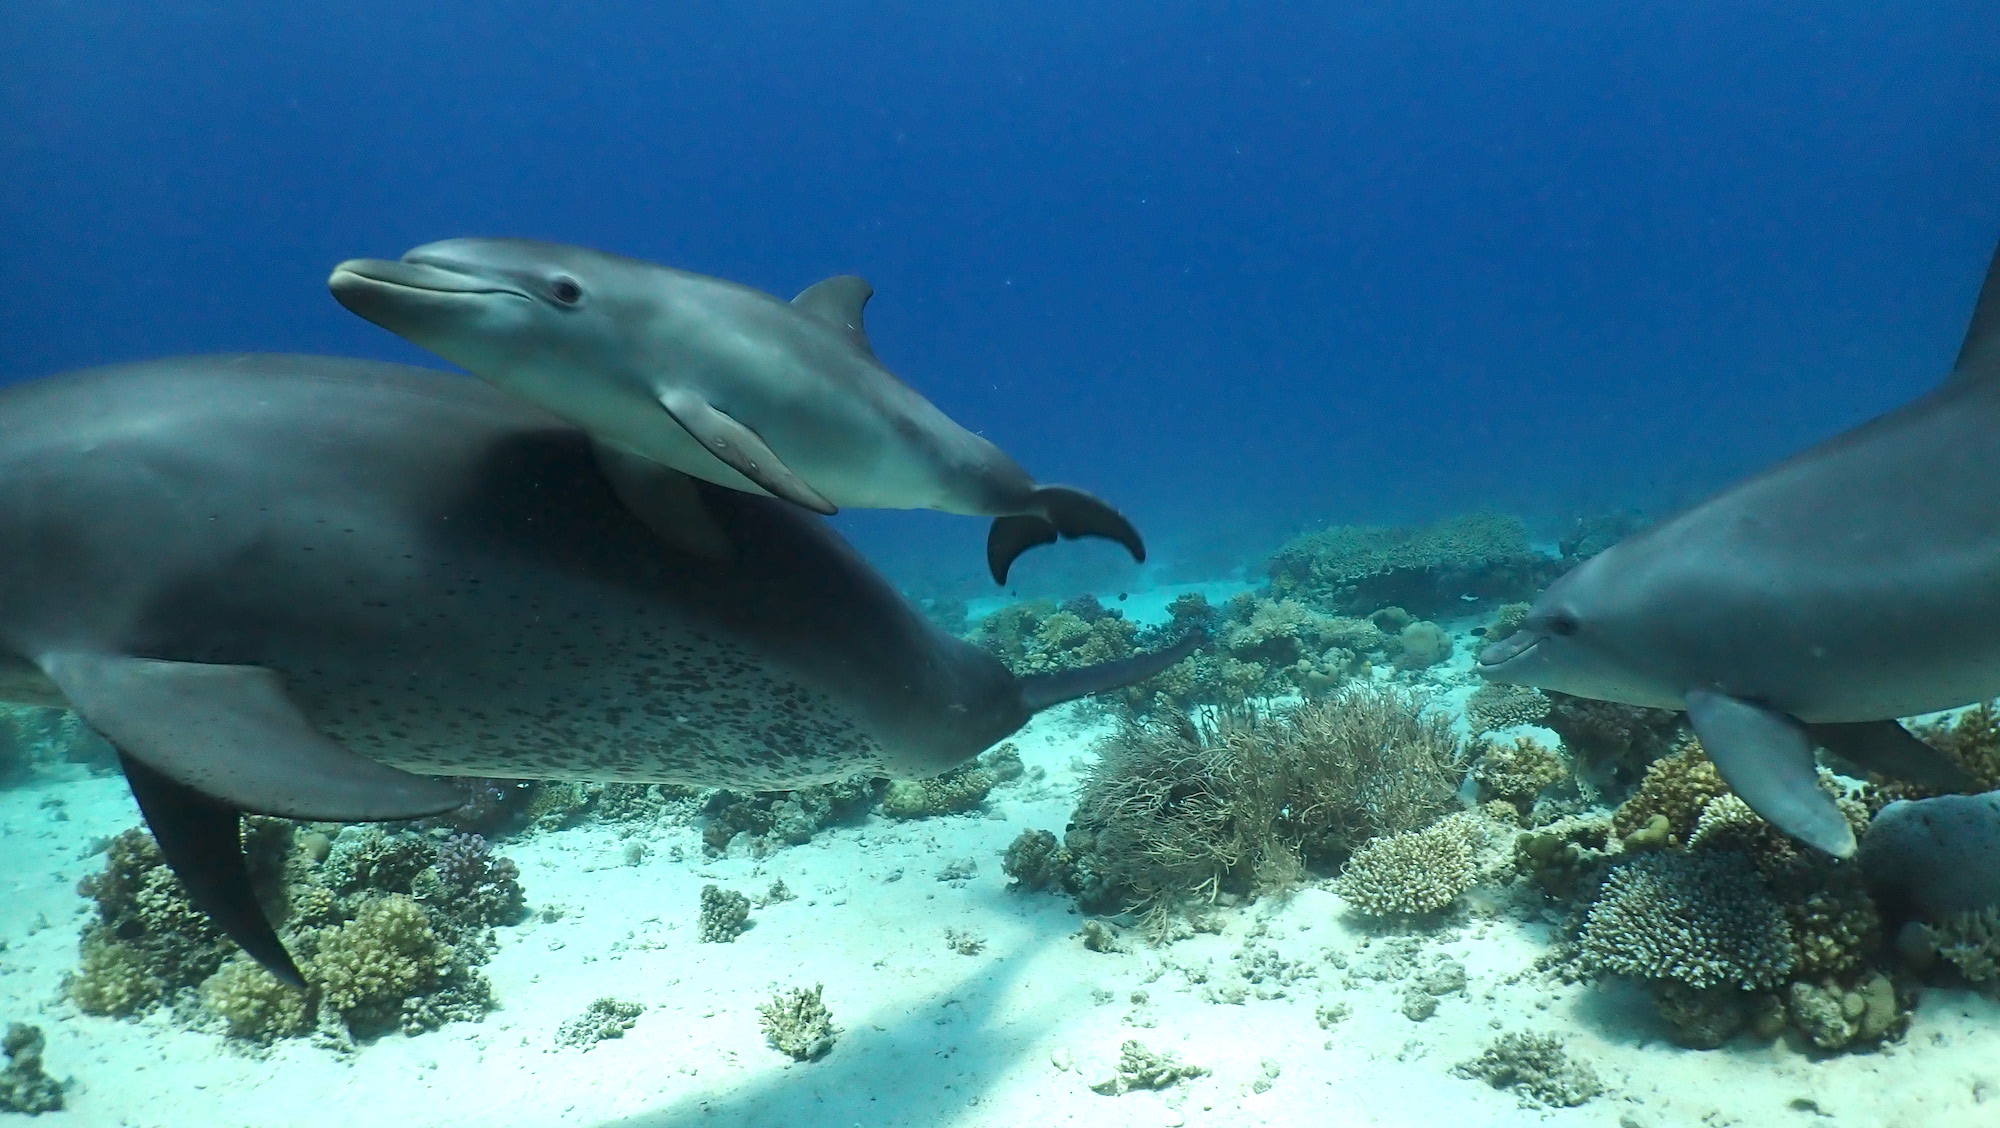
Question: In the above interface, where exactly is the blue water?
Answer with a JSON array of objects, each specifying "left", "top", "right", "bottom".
[{"left": 3, "top": 0, "right": 1996, "bottom": 589}]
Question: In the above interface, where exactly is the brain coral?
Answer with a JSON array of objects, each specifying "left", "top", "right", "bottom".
[{"left": 1578, "top": 850, "right": 1795, "bottom": 990}]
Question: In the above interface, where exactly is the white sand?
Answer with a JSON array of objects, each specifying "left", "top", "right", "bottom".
[{"left": 5, "top": 677, "right": 2000, "bottom": 1126}]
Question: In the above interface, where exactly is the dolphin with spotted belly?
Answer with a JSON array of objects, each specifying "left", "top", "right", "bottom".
[
  {"left": 0, "top": 354, "right": 1196, "bottom": 983},
  {"left": 328, "top": 238, "right": 1144, "bottom": 584},
  {"left": 1476, "top": 239, "right": 2000, "bottom": 858}
]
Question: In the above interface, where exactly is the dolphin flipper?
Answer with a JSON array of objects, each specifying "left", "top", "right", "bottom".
[
  {"left": 1684, "top": 688, "right": 1856, "bottom": 857},
  {"left": 118, "top": 752, "right": 307, "bottom": 986},
  {"left": 38, "top": 653, "right": 466, "bottom": 821},
  {"left": 592, "top": 439, "right": 736, "bottom": 562},
  {"left": 985, "top": 485, "right": 1146, "bottom": 585},
  {"left": 1806, "top": 719, "right": 1978, "bottom": 792},
  {"left": 656, "top": 389, "right": 839, "bottom": 516}
]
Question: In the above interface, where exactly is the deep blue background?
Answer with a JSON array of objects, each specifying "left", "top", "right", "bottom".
[{"left": 4, "top": 1, "right": 1996, "bottom": 594}]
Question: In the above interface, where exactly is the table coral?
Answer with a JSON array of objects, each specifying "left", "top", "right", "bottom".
[
  {"left": 1466, "top": 684, "right": 1551, "bottom": 735},
  {"left": 1266, "top": 512, "right": 1546, "bottom": 618}
]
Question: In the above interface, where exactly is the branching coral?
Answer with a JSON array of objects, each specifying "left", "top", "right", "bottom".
[
  {"left": 759, "top": 984, "right": 837, "bottom": 1061},
  {"left": 1578, "top": 851, "right": 1795, "bottom": 990},
  {"left": 1089, "top": 1040, "right": 1209, "bottom": 1095},
  {"left": 1452, "top": 1032, "right": 1601, "bottom": 1109},
  {"left": 1335, "top": 812, "right": 1484, "bottom": 916},
  {"left": 698, "top": 885, "right": 751, "bottom": 943},
  {"left": 311, "top": 893, "right": 457, "bottom": 1037},
  {"left": 1474, "top": 736, "right": 1567, "bottom": 808}
]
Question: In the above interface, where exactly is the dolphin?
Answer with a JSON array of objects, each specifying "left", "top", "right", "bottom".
[
  {"left": 327, "top": 238, "right": 1144, "bottom": 584},
  {"left": 0, "top": 354, "right": 1196, "bottom": 983},
  {"left": 1477, "top": 239, "right": 2000, "bottom": 858}
]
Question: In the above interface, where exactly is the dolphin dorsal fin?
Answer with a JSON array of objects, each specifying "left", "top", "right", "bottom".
[
  {"left": 793, "top": 275, "right": 877, "bottom": 358},
  {"left": 1950, "top": 239, "right": 2000, "bottom": 385}
]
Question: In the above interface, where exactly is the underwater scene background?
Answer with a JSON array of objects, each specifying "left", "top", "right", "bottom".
[{"left": 3, "top": 2, "right": 2000, "bottom": 1126}]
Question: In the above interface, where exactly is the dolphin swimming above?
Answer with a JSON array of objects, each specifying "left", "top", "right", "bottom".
[
  {"left": 1477, "top": 238, "right": 2000, "bottom": 858},
  {"left": 0, "top": 354, "right": 1196, "bottom": 983},
  {"left": 327, "top": 238, "right": 1144, "bottom": 584}
]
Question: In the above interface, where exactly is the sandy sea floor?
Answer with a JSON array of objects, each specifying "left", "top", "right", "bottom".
[{"left": 3, "top": 608, "right": 1999, "bottom": 1128}]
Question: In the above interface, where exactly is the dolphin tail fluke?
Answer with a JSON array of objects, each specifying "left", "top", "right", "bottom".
[
  {"left": 985, "top": 485, "right": 1146, "bottom": 585},
  {"left": 1019, "top": 631, "right": 1204, "bottom": 713}
]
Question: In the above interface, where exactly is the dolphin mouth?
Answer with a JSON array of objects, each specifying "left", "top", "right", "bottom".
[
  {"left": 1476, "top": 630, "right": 1540, "bottom": 670},
  {"left": 328, "top": 259, "right": 528, "bottom": 300}
]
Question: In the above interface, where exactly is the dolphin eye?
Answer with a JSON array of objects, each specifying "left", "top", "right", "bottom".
[
  {"left": 1546, "top": 613, "right": 1580, "bottom": 637},
  {"left": 549, "top": 277, "right": 583, "bottom": 305}
]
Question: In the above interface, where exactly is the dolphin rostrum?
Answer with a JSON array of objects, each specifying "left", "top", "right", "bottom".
[
  {"left": 0, "top": 354, "right": 1196, "bottom": 982},
  {"left": 327, "top": 238, "right": 1144, "bottom": 584},
  {"left": 1477, "top": 239, "right": 2000, "bottom": 858}
]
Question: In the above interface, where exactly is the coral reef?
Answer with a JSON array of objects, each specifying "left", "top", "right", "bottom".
[
  {"left": 698, "top": 885, "right": 751, "bottom": 943},
  {"left": 1465, "top": 684, "right": 1550, "bottom": 735},
  {"left": 201, "top": 959, "right": 313, "bottom": 1042},
  {"left": 1266, "top": 512, "right": 1547, "bottom": 618},
  {"left": 973, "top": 593, "right": 1139, "bottom": 676},
  {"left": 1057, "top": 686, "right": 1464, "bottom": 924},
  {"left": 1335, "top": 812, "right": 1485, "bottom": 917},
  {"left": 68, "top": 828, "right": 238, "bottom": 1016},
  {"left": 0, "top": 1024, "right": 63, "bottom": 1115},
  {"left": 555, "top": 998, "right": 646, "bottom": 1049},
  {"left": 1089, "top": 1040, "right": 1209, "bottom": 1095},
  {"left": 1541, "top": 694, "right": 1685, "bottom": 791},
  {"left": 1452, "top": 1032, "right": 1602, "bottom": 1108},
  {"left": 758, "top": 984, "right": 837, "bottom": 1061},
  {"left": 312, "top": 893, "right": 463, "bottom": 1038},
  {"left": 0, "top": 704, "right": 112, "bottom": 783},
  {"left": 1608, "top": 740, "right": 1732, "bottom": 847}
]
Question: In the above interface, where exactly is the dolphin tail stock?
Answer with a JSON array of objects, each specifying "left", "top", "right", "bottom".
[
  {"left": 1018, "top": 631, "right": 1204, "bottom": 713},
  {"left": 985, "top": 485, "right": 1146, "bottom": 585}
]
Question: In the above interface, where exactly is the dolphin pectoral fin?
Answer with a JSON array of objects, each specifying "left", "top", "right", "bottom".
[
  {"left": 1684, "top": 688, "right": 1857, "bottom": 857},
  {"left": 1019, "top": 631, "right": 1205, "bottom": 712},
  {"left": 38, "top": 652, "right": 465, "bottom": 821},
  {"left": 656, "top": 389, "right": 839, "bottom": 515},
  {"left": 985, "top": 486, "right": 1147, "bottom": 585},
  {"left": 591, "top": 439, "right": 736, "bottom": 562},
  {"left": 1806, "top": 719, "right": 1978, "bottom": 792},
  {"left": 118, "top": 752, "right": 307, "bottom": 986},
  {"left": 791, "top": 275, "right": 878, "bottom": 358}
]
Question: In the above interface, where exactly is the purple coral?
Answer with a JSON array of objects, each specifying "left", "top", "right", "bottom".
[{"left": 434, "top": 833, "right": 495, "bottom": 893}]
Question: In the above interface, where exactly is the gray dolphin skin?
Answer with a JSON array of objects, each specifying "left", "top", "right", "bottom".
[
  {"left": 0, "top": 353, "right": 1196, "bottom": 983},
  {"left": 1477, "top": 239, "right": 2000, "bottom": 860},
  {"left": 327, "top": 238, "right": 1144, "bottom": 584}
]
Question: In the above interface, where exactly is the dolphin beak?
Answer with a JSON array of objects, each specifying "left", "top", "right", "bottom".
[
  {"left": 329, "top": 259, "right": 531, "bottom": 337},
  {"left": 328, "top": 258, "right": 521, "bottom": 298},
  {"left": 1476, "top": 630, "right": 1540, "bottom": 673}
]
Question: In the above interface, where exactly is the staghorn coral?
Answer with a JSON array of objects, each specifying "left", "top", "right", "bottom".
[
  {"left": 1466, "top": 684, "right": 1551, "bottom": 734},
  {"left": 1266, "top": 512, "right": 1547, "bottom": 618},
  {"left": 0, "top": 1024, "right": 63, "bottom": 1115},
  {"left": 1335, "top": 812, "right": 1484, "bottom": 917},
  {"left": 698, "top": 885, "right": 751, "bottom": 943},
  {"left": 759, "top": 984, "right": 837, "bottom": 1061},
  {"left": 1578, "top": 851, "right": 1795, "bottom": 990},
  {"left": 1452, "top": 1031, "right": 1601, "bottom": 1109}
]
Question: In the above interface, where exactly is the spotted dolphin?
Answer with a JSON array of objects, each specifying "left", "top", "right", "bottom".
[
  {"left": 328, "top": 239, "right": 1144, "bottom": 584},
  {"left": 0, "top": 354, "right": 1196, "bottom": 982},
  {"left": 1477, "top": 239, "right": 2000, "bottom": 857}
]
